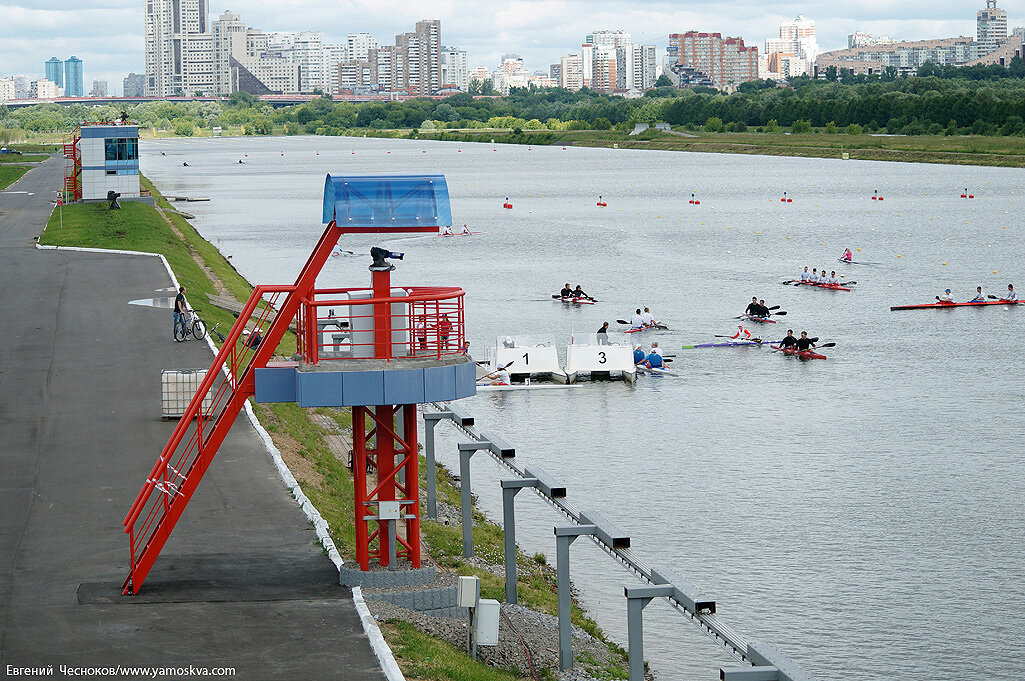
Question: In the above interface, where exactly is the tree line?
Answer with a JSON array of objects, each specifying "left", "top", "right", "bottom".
[{"left": 5, "top": 58, "right": 1025, "bottom": 137}]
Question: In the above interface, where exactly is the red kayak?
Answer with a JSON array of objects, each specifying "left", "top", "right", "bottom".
[
  {"left": 556, "top": 296, "right": 595, "bottom": 305},
  {"left": 890, "top": 299, "right": 1024, "bottom": 311},
  {"left": 794, "top": 282, "right": 850, "bottom": 292},
  {"left": 743, "top": 314, "right": 777, "bottom": 324},
  {"left": 771, "top": 345, "right": 827, "bottom": 360}
]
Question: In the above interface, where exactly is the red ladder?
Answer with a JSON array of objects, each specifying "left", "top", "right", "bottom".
[{"left": 121, "top": 222, "right": 342, "bottom": 595}]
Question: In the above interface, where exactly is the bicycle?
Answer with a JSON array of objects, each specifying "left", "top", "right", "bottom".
[{"left": 174, "top": 309, "right": 208, "bottom": 342}]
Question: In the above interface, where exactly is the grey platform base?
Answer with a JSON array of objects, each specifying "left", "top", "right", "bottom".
[
  {"left": 364, "top": 585, "right": 466, "bottom": 619},
  {"left": 339, "top": 563, "right": 436, "bottom": 588}
]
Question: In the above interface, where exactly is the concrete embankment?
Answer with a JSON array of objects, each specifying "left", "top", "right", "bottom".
[{"left": 0, "top": 157, "right": 385, "bottom": 679}]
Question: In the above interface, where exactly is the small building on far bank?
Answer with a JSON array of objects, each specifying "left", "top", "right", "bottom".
[{"left": 64, "top": 122, "right": 143, "bottom": 202}]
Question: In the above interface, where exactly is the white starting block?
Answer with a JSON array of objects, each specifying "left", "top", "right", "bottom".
[
  {"left": 564, "top": 337, "right": 636, "bottom": 384},
  {"left": 490, "top": 337, "right": 567, "bottom": 382}
]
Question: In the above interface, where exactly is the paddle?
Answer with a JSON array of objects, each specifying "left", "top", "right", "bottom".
[
  {"left": 773, "top": 311, "right": 787, "bottom": 316},
  {"left": 818, "top": 342, "right": 836, "bottom": 348},
  {"left": 616, "top": 319, "right": 630, "bottom": 325},
  {"left": 842, "top": 280, "right": 857, "bottom": 286},
  {"left": 768, "top": 305, "right": 781, "bottom": 311}
]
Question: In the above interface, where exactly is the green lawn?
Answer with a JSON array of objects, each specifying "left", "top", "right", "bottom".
[
  {"left": 0, "top": 165, "right": 30, "bottom": 190},
  {"left": 0, "top": 153, "right": 49, "bottom": 163}
]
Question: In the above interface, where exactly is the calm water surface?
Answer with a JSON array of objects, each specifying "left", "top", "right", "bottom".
[{"left": 145, "top": 136, "right": 1025, "bottom": 681}]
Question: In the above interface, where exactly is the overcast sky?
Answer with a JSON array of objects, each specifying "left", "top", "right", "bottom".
[{"left": 0, "top": 1, "right": 1013, "bottom": 94}]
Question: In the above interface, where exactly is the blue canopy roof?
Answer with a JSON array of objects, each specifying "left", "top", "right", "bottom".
[{"left": 323, "top": 174, "right": 452, "bottom": 229}]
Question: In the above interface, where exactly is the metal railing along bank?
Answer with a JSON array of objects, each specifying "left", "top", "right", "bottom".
[{"left": 424, "top": 402, "right": 814, "bottom": 681}]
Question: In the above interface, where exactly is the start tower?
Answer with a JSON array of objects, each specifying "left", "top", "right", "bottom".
[{"left": 122, "top": 174, "right": 475, "bottom": 594}]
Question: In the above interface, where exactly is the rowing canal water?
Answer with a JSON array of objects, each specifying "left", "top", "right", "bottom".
[{"left": 145, "top": 136, "right": 1025, "bottom": 681}]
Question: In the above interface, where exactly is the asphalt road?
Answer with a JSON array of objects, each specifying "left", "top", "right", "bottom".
[{"left": 0, "top": 157, "right": 385, "bottom": 680}]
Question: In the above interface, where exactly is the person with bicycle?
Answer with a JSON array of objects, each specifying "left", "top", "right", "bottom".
[{"left": 173, "top": 286, "right": 188, "bottom": 337}]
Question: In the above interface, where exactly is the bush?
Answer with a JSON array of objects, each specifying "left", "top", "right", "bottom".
[
  {"left": 764, "top": 119, "right": 780, "bottom": 133},
  {"left": 512, "top": 127, "right": 523, "bottom": 135},
  {"left": 824, "top": 121, "right": 838, "bottom": 134},
  {"left": 703, "top": 116, "right": 724, "bottom": 132},
  {"left": 791, "top": 119, "right": 812, "bottom": 134},
  {"left": 591, "top": 117, "right": 612, "bottom": 130},
  {"left": 172, "top": 118, "right": 195, "bottom": 136},
  {"left": 845, "top": 123, "right": 863, "bottom": 135},
  {"left": 724, "top": 121, "right": 747, "bottom": 133}
]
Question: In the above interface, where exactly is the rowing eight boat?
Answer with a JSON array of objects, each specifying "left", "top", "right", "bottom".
[{"left": 890, "top": 299, "right": 1024, "bottom": 311}]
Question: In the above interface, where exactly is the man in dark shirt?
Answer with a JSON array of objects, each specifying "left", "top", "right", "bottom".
[
  {"left": 745, "top": 297, "right": 760, "bottom": 316},
  {"left": 779, "top": 330, "right": 798, "bottom": 349},
  {"left": 573, "top": 285, "right": 590, "bottom": 299},
  {"left": 795, "top": 331, "right": 816, "bottom": 352},
  {"left": 559, "top": 284, "right": 573, "bottom": 298},
  {"left": 596, "top": 321, "right": 610, "bottom": 344},
  {"left": 173, "top": 286, "right": 188, "bottom": 337}
]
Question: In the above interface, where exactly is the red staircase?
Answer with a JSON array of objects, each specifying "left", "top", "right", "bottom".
[
  {"left": 62, "top": 130, "right": 81, "bottom": 202},
  {"left": 122, "top": 221, "right": 343, "bottom": 595}
]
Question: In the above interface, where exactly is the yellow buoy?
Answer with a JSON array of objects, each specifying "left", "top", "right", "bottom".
[
  {"left": 857, "top": 248, "right": 861, "bottom": 251},
  {"left": 897, "top": 254, "right": 902, "bottom": 258},
  {"left": 994, "top": 270, "right": 998, "bottom": 273},
  {"left": 942, "top": 262, "right": 947, "bottom": 265}
]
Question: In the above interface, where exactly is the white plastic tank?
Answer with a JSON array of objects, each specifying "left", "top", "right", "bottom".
[{"left": 347, "top": 288, "right": 409, "bottom": 359}]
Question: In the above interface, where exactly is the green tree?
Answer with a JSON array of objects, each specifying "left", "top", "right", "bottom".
[
  {"left": 703, "top": 116, "right": 723, "bottom": 132},
  {"left": 845, "top": 123, "right": 863, "bottom": 135},
  {"left": 654, "top": 74, "right": 673, "bottom": 87},
  {"left": 591, "top": 117, "right": 612, "bottom": 130},
  {"left": 172, "top": 118, "right": 195, "bottom": 136},
  {"left": 764, "top": 119, "right": 780, "bottom": 133},
  {"left": 791, "top": 119, "right": 812, "bottom": 133},
  {"left": 825, "top": 121, "right": 838, "bottom": 134},
  {"left": 228, "top": 91, "right": 256, "bottom": 108}
]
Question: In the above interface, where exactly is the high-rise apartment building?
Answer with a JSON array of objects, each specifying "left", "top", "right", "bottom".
[
  {"left": 441, "top": 47, "right": 468, "bottom": 91},
  {"left": 549, "top": 63, "right": 562, "bottom": 84},
  {"left": 144, "top": 0, "right": 210, "bottom": 95},
  {"left": 587, "top": 30, "right": 631, "bottom": 49},
  {"left": 848, "top": 32, "right": 895, "bottom": 49},
  {"left": 616, "top": 44, "right": 657, "bottom": 90},
  {"left": 670, "top": 31, "right": 758, "bottom": 91},
  {"left": 559, "top": 54, "right": 583, "bottom": 89},
  {"left": 123, "top": 72, "right": 146, "bottom": 97},
  {"left": 337, "top": 19, "right": 443, "bottom": 96},
  {"left": 64, "top": 56, "right": 84, "bottom": 97},
  {"left": 590, "top": 54, "right": 617, "bottom": 92},
  {"left": 347, "top": 33, "right": 378, "bottom": 61},
  {"left": 90, "top": 80, "right": 108, "bottom": 97},
  {"left": 31, "top": 79, "right": 61, "bottom": 99},
  {"left": 45, "top": 57, "right": 64, "bottom": 88},
  {"left": 763, "top": 16, "right": 818, "bottom": 79},
  {"left": 977, "top": 0, "right": 1008, "bottom": 55},
  {"left": 0, "top": 79, "right": 15, "bottom": 102}
]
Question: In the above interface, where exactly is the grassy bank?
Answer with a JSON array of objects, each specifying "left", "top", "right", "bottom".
[
  {"left": 36, "top": 176, "right": 626, "bottom": 681},
  {"left": 0, "top": 165, "right": 30, "bottom": 190},
  {"left": 371, "top": 127, "right": 1025, "bottom": 167}
]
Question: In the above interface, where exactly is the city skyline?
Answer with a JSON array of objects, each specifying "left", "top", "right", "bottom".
[{"left": 0, "top": 1, "right": 1016, "bottom": 95}]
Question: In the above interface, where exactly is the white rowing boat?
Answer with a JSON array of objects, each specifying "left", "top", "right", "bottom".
[{"left": 475, "top": 383, "right": 583, "bottom": 392}]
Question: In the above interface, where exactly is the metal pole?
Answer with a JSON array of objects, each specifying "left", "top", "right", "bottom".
[
  {"left": 627, "top": 596, "right": 651, "bottom": 681},
  {"left": 459, "top": 448, "right": 473, "bottom": 558},
  {"left": 502, "top": 485, "right": 518, "bottom": 604},
  {"left": 425, "top": 418, "right": 438, "bottom": 518},
  {"left": 556, "top": 533, "right": 574, "bottom": 670},
  {"left": 387, "top": 519, "right": 397, "bottom": 571}
]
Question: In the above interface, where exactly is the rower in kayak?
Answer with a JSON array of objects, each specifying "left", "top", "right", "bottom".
[
  {"left": 630, "top": 308, "right": 645, "bottom": 330},
  {"left": 559, "top": 283, "right": 573, "bottom": 298},
  {"left": 970, "top": 286, "right": 986, "bottom": 302},
  {"left": 633, "top": 344, "right": 646, "bottom": 364},
  {"left": 643, "top": 342, "right": 665, "bottom": 369},
  {"left": 779, "top": 330, "right": 798, "bottom": 350},
  {"left": 939, "top": 288, "right": 953, "bottom": 302},
  {"left": 731, "top": 325, "right": 752, "bottom": 339},
  {"left": 841, "top": 249, "right": 853, "bottom": 262},
  {"left": 799, "top": 266, "right": 812, "bottom": 282},
  {"left": 573, "top": 285, "right": 591, "bottom": 299},
  {"left": 640, "top": 307, "right": 656, "bottom": 326},
  {"left": 1003, "top": 284, "right": 1018, "bottom": 302},
  {"left": 818, "top": 268, "right": 830, "bottom": 284},
  {"left": 796, "top": 331, "right": 817, "bottom": 352},
  {"left": 757, "top": 299, "right": 771, "bottom": 316},
  {"left": 481, "top": 364, "right": 512, "bottom": 385},
  {"left": 745, "top": 297, "right": 761, "bottom": 315},
  {"left": 441, "top": 225, "right": 454, "bottom": 236},
  {"left": 826, "top": 271, "right": 840, "bottom": 285}
]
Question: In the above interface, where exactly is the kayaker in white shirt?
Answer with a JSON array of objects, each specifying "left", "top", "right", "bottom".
[
  {"left": 938, "top": 289, "right": 954, "bottom": 302},
  {"left": 809, "top": 268, "right": 818, "bottom": 283},
  {"left": 640, "top": 308, "right": 655, "bottom": 326},
  {"left": 1003, "top": 284, "right": 1018, "bottom": 302},
  {"left": 826, "top": 271, "right": 839, "bottom": 285},
  {"left": 970, "top": 286, "right": 986, "bottom": 302},
  {"left": 630, "top": 308, "right": 645, "bottom": 329},
  {"left": 799, "top": 266, "right": 811, "bottom": 282},
  {"left": 482, "top": 364, "right": 512, "bottom": 385},
  {"left": 818, "top": 269, "right": 830, "bottom": 283}
]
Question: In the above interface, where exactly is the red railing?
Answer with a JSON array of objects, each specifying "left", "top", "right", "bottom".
[{"left": 296, "top": 286, "right": 465, "bottom": 364}]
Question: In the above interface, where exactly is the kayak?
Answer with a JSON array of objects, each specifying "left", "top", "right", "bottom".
[
  {"left": 890, "top": 299, "right": 1024, "bottom": 311},
  {"left": 625, "top": 324, "right": 666, "bottom": 333},
  {"left": 681, "top": 339, "right": 764, "bottom": 349},
  {"left": 794, "top": 282, "right": 851, "bottom": 292},
  {"left": 476, "top": 383, "right": 582, "bottom": 392},
  {"left": 636, "top": 365, "right": 679, "bottom": 376},
  {"left": 556, "top": 296, "right": 595, "bottom": 305},
  {"left": 771, "top": 345, "right": 826, "bottom": 360},
  {"left": 742, "top": 314, "right": 777, "bottom": 324},
  {"left": 441, "top": 231, "right": 483, "bottom": 236}
]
